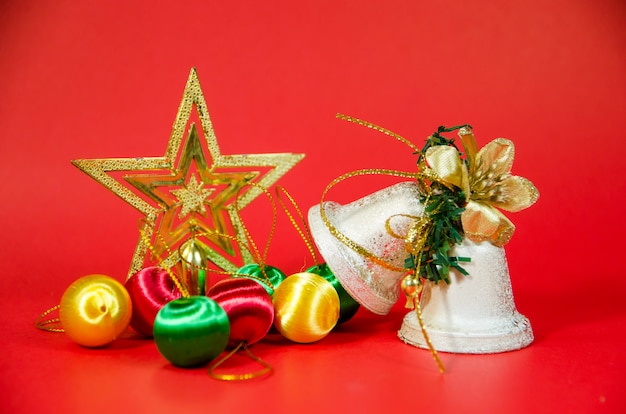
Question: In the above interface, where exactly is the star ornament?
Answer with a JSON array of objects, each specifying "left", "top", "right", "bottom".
[{"left": 72, "top": 68, "right": 304, "bottom": 279}]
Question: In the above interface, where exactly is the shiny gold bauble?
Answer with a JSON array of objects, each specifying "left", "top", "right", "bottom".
[
  {"left": 59, "top": 274, "right": 132, "bottom": 347},
  {"left": 272, "top": 272, "right": 340, "bottom": 343}
]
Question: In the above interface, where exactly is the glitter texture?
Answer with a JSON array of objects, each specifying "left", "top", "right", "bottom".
[
  {"left": 72, "top": 68, "right": 304, "bottom": 278},
  {"left": 308, "top": 182, "right": 423, "bottom": 315},
  {"left": 398, "top": 238, "right": 533, "bottom": 353}
]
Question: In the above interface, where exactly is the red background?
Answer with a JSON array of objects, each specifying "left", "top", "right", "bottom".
[{"left": 1, "top": 1, "right": 625, "bottom": 413}]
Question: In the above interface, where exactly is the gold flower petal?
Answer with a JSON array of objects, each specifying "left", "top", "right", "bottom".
[
  {"left": 491, "top": 212, "right": 515, "bottom": 247},
  {"left": 491, "top": 175, "right": 539, "bottom": 212},
  {"left": 461, "top": 200, "right": 500, "bottom": 241},
  {"left": 462, "top": 201, "right": 516, "bottom": 246},
  {"left": 475, "top": 138, "right": 515, "bottom": 176},
  {"left": 425, "top": 145, "right": 470, "bottom": 194},
  {"left": 461, "top": 201, "right": 515, "bottom": 247}
]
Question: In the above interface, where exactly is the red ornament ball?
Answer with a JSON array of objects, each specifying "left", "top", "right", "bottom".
[
  {"left": 208, "top": 277, "right": 274, "bottom": 346},
  {"left": 124, "top": 266, "right": 182, "bottom": 336}
]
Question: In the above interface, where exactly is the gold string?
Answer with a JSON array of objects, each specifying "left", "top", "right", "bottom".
[
  {"left": 412, "top": 289, "right": 445, "bottom": 374},
  {"left": 234, "top": 181, "right": 278, "bottom": 267},
  {"left": 336, "top": 113, "right": 421, "bottom": 153},
  {"left": 208, "top": 341, "right": 273, "bottom": 381},
  {"left": 35, "top": 304, "right": 64, "bottom": 333},
  {"left": 153, "top": 223, "right": 175, "bottom": 260},
  {"left": 324, "top": 116, "right": 445, "bottom": 372},
  {"left": 385, "top": 213, "right": 423, "bottom": 240},
  {"left": 275, "top": 186, "right": 320, "bottom": 264},
  {"left": 179, "top": 181, "right": 280, "bottom": 289},
  {"left": 191, "top": 231, "right": 276, "bottom": 289},
  {"left": 319, "top": 168, "right": 419, "bottom": 273}
]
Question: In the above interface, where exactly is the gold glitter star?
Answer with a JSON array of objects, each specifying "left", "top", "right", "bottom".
[
  {"left": 72, "top": 68, "right": 305, "bottom": 278},
  {"left": 171, "top": 175, "right": 213, "bottom": 218}
]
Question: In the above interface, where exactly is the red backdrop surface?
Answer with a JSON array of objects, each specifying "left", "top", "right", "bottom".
[{"left": 1, "top": 1, "right": 625, "bottom": 413}]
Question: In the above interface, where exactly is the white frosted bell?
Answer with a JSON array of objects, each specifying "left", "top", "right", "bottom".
[
  {"left": 398, "top": 238, "right": 533, "bottom": 353},
  {"left": 308, "top": 182, "right": 423, "bottom": 315}
]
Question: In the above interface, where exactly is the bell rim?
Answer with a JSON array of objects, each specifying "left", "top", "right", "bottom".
[{"left": 398, "top": 310, "right": 534, "bottom": 354}]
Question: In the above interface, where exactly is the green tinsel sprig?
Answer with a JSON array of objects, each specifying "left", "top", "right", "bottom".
[{"left": 405, "top": 125, "right": 472, "bottom": 284}]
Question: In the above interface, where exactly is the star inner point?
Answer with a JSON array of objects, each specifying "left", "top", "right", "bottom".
[{"left": 171, "top": 174, "right": 214, "bottom": 218}]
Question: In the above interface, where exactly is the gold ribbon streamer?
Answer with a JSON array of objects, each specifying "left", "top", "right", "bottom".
[
  {"left": 319, "top": 168, "right": 444, "bottom": 372},
  {"left": 208, "top": 341, "right": 273, "bottom": 381},
  {"left": 321, "top": 115, "right": 446, "bottom": 372},
  {"left": 275, "top": 185, "right": 320, "bottom": 265},
  {"left": 190, "top": 231, "right": 275, "bottom": 289},
  {"left": 234, "top": 182, "right": 279, "bottom": 269},
  {"left": 412, "top": 289, "right": 445, "bottom": 373},
  {"left": 174, "top": 181, "right": 280, "bottom": 289},
  {"left": 336, "top": 113, "right": 421, "bottom": 153},
  {"left": 319, "top": 168, "right": 421, "bottom": 273},
  {"left": 183, "top": 181, "right": 280, "bottom": 289},
  {"left": 385, "top": 213, "right": 431, "bottom": 257}
]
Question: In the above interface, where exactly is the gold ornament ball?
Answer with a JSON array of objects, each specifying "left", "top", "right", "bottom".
[
  {"left": 401, "top": 275, "right": 421, "bottom": 298},
  {"left": 59, "top": 274, "right": 132, "bottom": 347},
  {"left": 273, "top": 272, "right": 340, "bottom": 344}
]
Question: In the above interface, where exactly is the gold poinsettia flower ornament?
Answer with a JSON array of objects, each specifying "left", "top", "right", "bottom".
[{"left": 424, "top": 127, "right": 539, "bottom": 246}]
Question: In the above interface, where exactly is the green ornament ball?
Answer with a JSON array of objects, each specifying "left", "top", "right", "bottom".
[
  {"left": 234, "top": 263, "right": 286, "bottom": 296},
  {"left": 153, "top": 296, "right": 230, "bottom": 368}
]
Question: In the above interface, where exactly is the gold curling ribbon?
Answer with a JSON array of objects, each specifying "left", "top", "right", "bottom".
[
  {"left": 385, "top": 213, "right": 431, "bottom": 258},
  {"left": 191, "top": 182, "right": 278, "bottom": 381},
  {"left": 233, "top": 181, "right": 279, "bottom": 278},
  {"left": 191, "top": 231, "right": 276, "bottom": 289},
  {"left": 320, "top": 168, "right": 444, "bottom": 372},
  {"left": 208, "top": 341, "right": 273, "bottom": 381},
  {"left": 275, "top": 185, "right": 321, "bottom": 266},
  {"left": 336, "top": 114, "right": 421, "bottom": 153},
  {"left": 404, "top": 279, "right": 444, "bottom": 373},
  {"left": 415, "top": 298, "right": 444, "bottom": 373},
  {"left": 319, "top": 168, "right": 420, "bottom": 273},
  {"left": 196, "top": 181, "right": 280, "bottom": 289},
  {"left": 174, "top": 181, "right": 280, "bottom": 289},
  {"left": 319, "top": 114, "right": 445, "bottom": 372}
]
